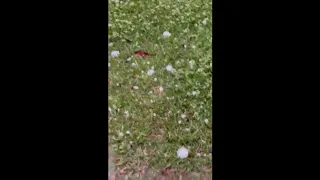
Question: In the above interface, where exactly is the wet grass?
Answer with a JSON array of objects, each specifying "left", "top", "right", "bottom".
[{"left": 108, "top": 0, "right": 212, "bottom": 178}]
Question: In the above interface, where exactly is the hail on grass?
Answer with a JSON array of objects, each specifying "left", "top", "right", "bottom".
[
  {"left": 177, "top": 147, "right": 189, "bottom": 159},
  {"left": 204, "top": 119, "right": 209, "bottom": 124},
  {"left": 166, "top": 65, "right": 174, "bottom": 72},
  {"left": 118, "top": 132, "right": 124, "bottom": 137},
  {"left": 189, "top": 60, "right": 195, "bottom": 69},
  {"left": 181, "top": 113, "right": 187, "bottom": 119},
  {"left": 111, "top": 50, "right": 120, "bottom": 58},
  {"left": 133, "top": 86, "right": 139, "bottom": 89},
  {"left": 163, "top": 31, "right": 171, "bottom": 38},
  {"left": 147, "top": 67, "right": 155, "bottom": 76},
  {"left": 124, "top": 111, "right": 129, "bottom": 118}
]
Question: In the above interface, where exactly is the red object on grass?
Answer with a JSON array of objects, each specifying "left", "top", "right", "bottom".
[{"left": 134, "top": 50, "right": 155, "bottom": 58}]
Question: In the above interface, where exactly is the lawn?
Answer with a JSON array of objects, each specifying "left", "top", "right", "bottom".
[{"left": 108, "top": 0, "right": 212, "bottom": 179}]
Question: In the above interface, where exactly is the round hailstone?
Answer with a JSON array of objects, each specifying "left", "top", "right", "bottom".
[
  {"left": 204, "top": 119, "right": 209, "bottom": 124},
  {"left": 163, "top": 31, "right": 171, "bottom": 38},
  {"left": 147, "top": 68, "right": 155, "bottom": 76},
  {"left": 166, "top": 65, "right": 174, "bottom": 72},
  {"left": 159, "top": 86, "right": 164, "bottom": 92},
  {"left": 202, "top": 19, "right": 207, "bottom": 25},
  {"left": 181, "top": 113, "right": 187, "bottom": 119},
  {"left": 111, "top": 50, "right": 120, "bottom": 58},
  {"left": 177, "top": 147, "right": 189, "bottom": 159},
  {"left": 118, "top": 132, "right": 124, "bottom": 137}
]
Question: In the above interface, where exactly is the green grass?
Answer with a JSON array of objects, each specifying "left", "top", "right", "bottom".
[{"left": 108, "top": 0, "right": 212, "bottom": 176}]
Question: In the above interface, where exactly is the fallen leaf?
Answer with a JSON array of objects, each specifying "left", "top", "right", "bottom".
[
  {"left": 134, "top": 50, "right": 155, "bottom": 58},
  {"left": 153, "top": 87, "right": 164, "bottom": 95}
]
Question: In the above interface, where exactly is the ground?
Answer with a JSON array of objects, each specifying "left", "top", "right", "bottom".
[{"left": 108, "top": 0, "right": 212, "bottom": 179}]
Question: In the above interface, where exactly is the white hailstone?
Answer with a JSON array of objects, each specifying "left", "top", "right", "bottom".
[
  {"left": 159, "top": 86, "right": 164, "bottom": 92},
  {"left": 111, "top": 50, "right": 120, "bottom": 58},
  {"left": 192, "top": 91, "right": 197, "bottom": 96},
  {"left": 203, "top": 154, "right": 207, "bottom": 157},
  {"left": 201, "top": 140, "right": 206, "bottom": 144},
  {"left": 150, "top": 99, "right": 154, "bottom": 103},
  {"left": 108, "top": 42, "right": 113, "bottom": 47},
  {"left": 166, "top": 65, "right": 174, "bottom": 72},
  {"left": 130, "top": 141, "right": 133, "bottom": 144},
  {"left": 196, "top": 153, "right": 201, "bottom": 157},
  {"left": 163, "top": 31, "right": 171, "bottom": 38},
  {"left": 116, "top": 83, "right": 119, "bottom": 86},
  {"left": 147, "top": 68, "right": 155, "bottom": 76},
  {"left": 126, "top": 131, "right": 130, "bottom": 135},
  {"left": 177, "top": 147, "right": 189, "bottom": 159},
  {"left": 132, "top": 63, "right": 137, "bottom": 66},
  {"left": 108, "top": 63, "right": 110, "bottom": 67},
  {"left": 185, "top": 128, "right": 190, "bottom": 132},
  {"left": 108, "top": 107, "right": 112, "bottom": 112},
  {"left": 178, "top": 120, "right": 182, "bottom": 124},
  {"left": 118, "top": 132, "right": 124, "bottom": 137},
  {"left": 184, "top": 45, "right": 187, "bottom": 48},
  {"left": 204, "top": 119, "right": 209, "bottom": 124},
  {"left": 124, "top": 111, "right": 129, "bottom": 118},
  {"left": 133, "top": 86, "right": 139, "bottom": 89},
  {"left": 147, "top": 61, "right": 150, "bottom": 64},
  {"left": 181, "top": 113, "right": 187, "bottom": 119},
  {"left": 127, "top": 57, "right": 132, "bottom": 61},
  {"left": 153, "top": 113, "right": 156, "bottom": 117},
  {"left": 154, "top": 78, "right": 157, "bottom": 81},
  {"left": 189, "top": 60, "right": 194, "bottom": 69},
  {"left": 202, "top": 19, "right": 207, "bottom": 25},
  {"left": 191, "top": 45, "right": 196, "bottom": 49}
]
